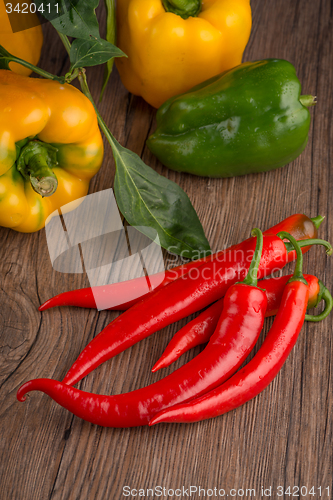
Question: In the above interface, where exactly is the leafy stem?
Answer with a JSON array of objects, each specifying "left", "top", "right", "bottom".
[
  {"left": 64, "top": 67, "right": 82, "bottom": 83},
  {"left": 78, "top": 71, "right": 106, "bottom": 128},
  {"left": 100, "top": 0, "right": 117, "bottom": 100},
  {"left": 57, "top": 35, "right": 121, "bottom": 151},
  {"left": 77, "top": 71, "right": 210, "bottom": 258},
  {"left": 58, "top": 32, "right": 72, "bottom": 55},
  {"left": 0, "top": 45, "right": 65, "bottom": 82}
]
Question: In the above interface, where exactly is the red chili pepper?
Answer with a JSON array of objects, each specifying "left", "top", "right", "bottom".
[
  {"left": 17, "top": 229, "right": 269, "bottom": 427},
  {"left": 152, "top": 274, "right": 333, "bottom": 372},
  {"left": 38, "top": 214, "right": 324, "bottom": 312},
  {"left": 149, "top": 233, "right": 321, "bottom": 426},
  {"left": 266, "top": 214, "right": 323, "bottom": 262},
  {"left": 58, "top": 234, "right": 330, "bottom": 387},
  {"left": 38, "top": 259, "right": 207, "bottom": 312}
]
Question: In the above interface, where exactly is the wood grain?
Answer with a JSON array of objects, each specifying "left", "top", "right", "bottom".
[{"left": 1, "top": 1, "right": 332, "bottom": 498}]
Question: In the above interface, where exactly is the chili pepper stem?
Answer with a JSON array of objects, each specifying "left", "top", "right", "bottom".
[
  {"left": 284, "top": 238, "right": 332, "bottom": 255},
  {"left": 277, "top": 231, "right": 307, "bottom": 285},
  {"left": 310, "top": 215, "right": 325, "bottom": 229},
  {"left": 241, "top": 228, "right": 263, "bottom": 287},
  {"left": 305, "top": 285, "right": 333, "bottom": 322},
  {"left": 161, "top": 0, "right": 202, "bottom": 19}
]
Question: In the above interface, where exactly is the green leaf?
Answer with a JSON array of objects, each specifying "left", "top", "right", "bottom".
[
  {"left": 34, "top": 0, "right": 100, "bottom": 40},
  {"left": 70, "top": 38, "right": 125, "bottom": 69},
  {"left": 111, "top": 139, "right": 211, "bottom": 259},
  {"left": 77, "top": 73, "right": 209, "bottom": 259},
  {"left": 100, "top": 0, "right": 117, "bottom": 100}
]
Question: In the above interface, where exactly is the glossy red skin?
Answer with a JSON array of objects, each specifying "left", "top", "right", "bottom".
[
  {"left": 62, "top": 234, "right": 286, "bottom": 386},
  {"left": 152, "top": 274, "right": 320, "bottom": 371},
  {"left": 38, "top": 214, "right": 317, "bottom": 312},
  {"left": 17, "top": 284, "right": 267, "bottom": 427},
  {"left": 266, "top": 214, "right": 318, "bottom": 262},
  {"left": 150, "top": 281, "right": 309, "bottom": 425},
  {"left": 152, "top": 299, "right": 223, "bottom": 372},
  {"left": 38, "top": 259, "right": 209, "bottom": 312}
]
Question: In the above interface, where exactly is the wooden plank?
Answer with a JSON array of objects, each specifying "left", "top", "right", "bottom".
[{"left": 0, "top": 0, "right": 332, "bottom": 498}]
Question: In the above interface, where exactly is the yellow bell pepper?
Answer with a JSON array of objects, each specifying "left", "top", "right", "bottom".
[
  {"left": 0, "top": 1, "right": 43, "bottom": 76},
  {"left": 116, "top": 0, "right": 252, "bottom": 108},
  {"left": 0, "top": 70, "right": 104, "bottom": 233}
]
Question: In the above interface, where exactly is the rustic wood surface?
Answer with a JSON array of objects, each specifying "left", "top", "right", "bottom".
[{"left": 1, "top": 1, "right": 333, "bottom": 498}]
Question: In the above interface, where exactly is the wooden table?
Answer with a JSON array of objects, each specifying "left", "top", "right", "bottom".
[{"left": 1, "top": 1, "right": 332, "bottom": 498}]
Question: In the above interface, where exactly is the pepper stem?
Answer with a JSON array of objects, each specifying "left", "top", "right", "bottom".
[
  {"left": 310, "top": 215, "right": 325, "bottom": 229},
  {"left": 241, "top": 228, "right": 263, "bottom": 287},
  {"left": 278, "top": 232, "right": 307, "bottom": 285},
  {"left": 162, "top": 0, "right": 202, "bottom": 19},
  {"left": 305, "top": 284, "right": 333, "bottom": 322},
  {"left": 17, "top": 140, "right": 58, "bottom": 197},
  {"left": 299, "top": 95, "right": 317, "bottom": 107},
  {"left": 284, "top": 238, "right": 332, "bottom": 255}
]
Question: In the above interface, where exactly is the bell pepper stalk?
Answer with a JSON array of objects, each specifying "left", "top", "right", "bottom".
[
  {"left": 299, "top": 95, "right": 317, "bottom": 107},
  {"left": 16, "top": 140, "right": 59, "bottom": 197},
  {"left": 161, "top": 0, "right": 202, "bottom": 19}
]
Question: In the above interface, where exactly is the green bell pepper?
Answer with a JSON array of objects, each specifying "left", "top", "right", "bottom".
[{"left": 146, "top": 59, "right": 316, "bottom": 178}]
